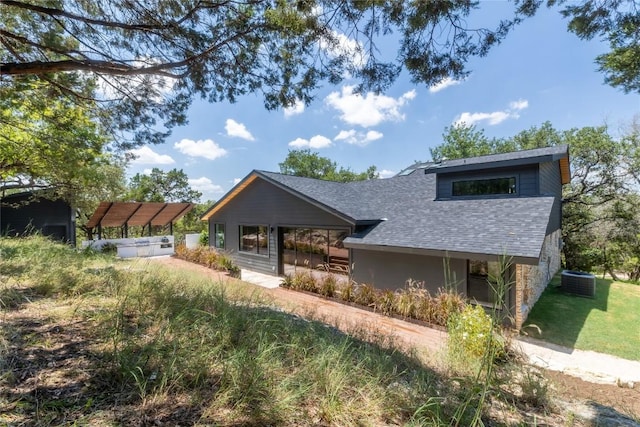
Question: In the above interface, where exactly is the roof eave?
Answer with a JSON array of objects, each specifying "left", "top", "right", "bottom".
[
  {"left": 343, "top": 241, "right": 540, "bottom": 265},
  {"left": 200, "top": 171, "right": 358, "bottom": 225}
]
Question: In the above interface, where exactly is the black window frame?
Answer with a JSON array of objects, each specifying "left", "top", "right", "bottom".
[
  {"left": 452, "top": 176, "right": 517, "bottom": 197},
  {"left": 239, "top": 224, "right": 269, "bottom": 256},
  {"left": 213, "top": 223, "right": 225, "bottom": 249}
]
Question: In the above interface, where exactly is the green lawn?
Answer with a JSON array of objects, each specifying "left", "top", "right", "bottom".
[{"left": 523, "top": 275, "right": 640, "bottom": 361}]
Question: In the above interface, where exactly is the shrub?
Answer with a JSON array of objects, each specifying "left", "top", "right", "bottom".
[
  {"left": 280, "top": 274, "right": 294, "bottom": 288},
  {"left": 394, "top": 289, "right": 417, "bottom": 319},
  {"left": 414, "top": 291, "right": 435, "bottom": 323},
  {"left": 432, "top": 289, "right": 465, "bottom": 326},
  {"left": 353, "top": 283, "right": 376, "bottom": 307},
  {"left": 199, "top": 230, "right": 209, "bottom": 246},
  {"left": 288, "top": 271, "right": 317, "bottom": 293},
  {"left": 375, "top": 290, "right": 396, "bottom": 315},
  {"left": 174, "top": 245, "right": 241, "bottom": 277},
  {"left": 319, "top": 274, "right": 337, "bottom": 297},
  {"left": 339, "top": 281, "right": 355, "bottom": 302},
  {"left": 447, "top": 304, "right": 505, "bottom": 364}
]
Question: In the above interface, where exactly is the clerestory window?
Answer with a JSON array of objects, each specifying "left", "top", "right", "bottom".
[{"left": 452, "top": 177, "right": 517, "bottom": 197}]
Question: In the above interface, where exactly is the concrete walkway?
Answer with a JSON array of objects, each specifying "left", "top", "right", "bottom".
[
  {"left": 514, "top": 336, "right": 640, "bottom": 387},
  {"left": 238, "top": 268, "right": 640, "bottom": 387},
  {"left": 240, "top": 269, "right": 281, "bottom": 289}
]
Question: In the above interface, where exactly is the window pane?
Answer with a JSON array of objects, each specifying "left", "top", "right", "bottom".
[
  {"left": 240, "top": 225, "right": 258, "bottom": 252},
  {"left": 468, "top": 260, "right": 500, "bottom": 304},
  {"left": 282, "top": 227, "right": 296, "bottom": 268},
  {"left": 214, "top": 223, "right": 225, "bottom": 249},
  {"left": 257, "top": 226, "right": 268, "bottom": 255},
  {"left": 453, "top": 177, "right": 516, "bottom": 196}
]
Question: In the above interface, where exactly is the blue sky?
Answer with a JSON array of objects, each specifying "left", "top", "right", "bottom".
[{"left": 126, "top": 3, "right": 640, "bottom": 202}]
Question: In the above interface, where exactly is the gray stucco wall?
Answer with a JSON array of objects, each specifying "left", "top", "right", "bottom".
[
  {"left": 208, "top": 178, "right": 352, "bottom": 275},
  {"left": 351, "top": 249, "right": 467, "bottom": 293},
  {"left": 436, "top": 165, "right": 539, "bottom": 199}
]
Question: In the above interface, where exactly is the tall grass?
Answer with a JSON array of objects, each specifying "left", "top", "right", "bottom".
[
  {"left": 0, "top": 236, "right": 558, "bottom": 425},
  {"left": 0, "top": 236, "right": 439, "bottom": 425}
]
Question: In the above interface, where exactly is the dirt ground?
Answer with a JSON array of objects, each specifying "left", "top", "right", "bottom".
[{"left": 153, "top": 256, "right": 640, "bottom": 421}]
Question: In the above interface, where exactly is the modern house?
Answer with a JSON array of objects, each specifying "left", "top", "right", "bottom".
[
  {"left": 0, "top": 191, "right": 76, "bottom": 245},
  {"left": 201, "top": 145, "right": 570, "bottom": 328}
]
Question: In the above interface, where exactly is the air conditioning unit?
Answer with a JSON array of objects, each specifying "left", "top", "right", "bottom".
[{"left": 561, "top": 270, "right": 596, "bottom": 298}]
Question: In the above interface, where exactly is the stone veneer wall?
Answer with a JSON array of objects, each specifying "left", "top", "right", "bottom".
[{"left": 514, "top": 229, "right": 562, "bottom": 329}]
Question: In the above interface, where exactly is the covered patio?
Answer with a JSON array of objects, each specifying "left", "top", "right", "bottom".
[{"left": 83, "top": 201, "right": 194, "bottom": 257}]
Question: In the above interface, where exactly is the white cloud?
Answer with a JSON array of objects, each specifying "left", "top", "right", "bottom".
[
  {"left": 129, "top": 146, "right": 175, "bottom": 165},
  {"left": 365, "top": 130, "right": 384, "bottom": 142},
  {"left": 142, "top": 168, "right": 153, "bottom": 175},
  {"left": 510, "top": 99, "right": 529, "bottom": 110},
  {"left": 453, "top": 99, "right": 529, "bottom": 126},
  {"left": 325, "top": 86, "right": 416, "bottom": 127},
  {"left": 174, "top": 138, "right": 227, "bottom": 160},
  {"left": 429, "top": 77, "right": 464, "bottom": 93},
  {"left": 379, "top": 169, "right": 396, "bottom": 178},
  {"left": 232, "top": 178, "right": 242, "bottom": 185},
  {"left": 188, "top": 176, "right": 225, "bottom": 199},
  {"left": 334, "top": 129, "right": 383, "bottom": 146},
  {"left": 288, "top": 135, "right": 333, "bottom": 149},
  {"left": 334, "top": 129, "right": 357, "bottom": 142},
  {"left": 225, "top": 119, "right": 255, "bottom": 141},
  {"left": 284, "top": 100, "right": 305, "bottom": 118}
]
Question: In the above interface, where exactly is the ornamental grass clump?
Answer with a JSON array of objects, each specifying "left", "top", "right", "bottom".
[
  {"left": 319, "top": 274, "right": 337, "bottom": 297},
  {"left": 174, "top": 244, "right": 240, "bottom": 276},
  {"left": 353, "top": 283, "right": 377, "bottom": 307}
]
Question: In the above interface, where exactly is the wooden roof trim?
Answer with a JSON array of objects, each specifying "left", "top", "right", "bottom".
[
  {"left": 201, "top": 174, "right": 257, "bottom": 221},
  {"left": 559, "top": 157, "right": 571, "bottom": 185}
]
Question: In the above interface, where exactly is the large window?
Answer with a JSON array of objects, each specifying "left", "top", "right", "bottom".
[
  {"left": 467, "top": 260, "right": 504, "bottom": 306},
  {"left": 452, "top": 177, "right": 516, "bottom": 197},
  {"left": 281, "top": 227, "right": 349, "bottom": 274},
  {"left": 239, "top": 225, "right": 268, "bottom": 255},
  {"left": 213, "top": 223, "right": 225, "bottom": 249}
]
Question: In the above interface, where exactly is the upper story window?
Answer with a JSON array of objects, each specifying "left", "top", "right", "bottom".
[{"left": 452, "top": 177, "right": 516, "bottom": 197}]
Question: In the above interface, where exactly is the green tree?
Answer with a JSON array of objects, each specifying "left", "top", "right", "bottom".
[
  {"left": 549, "top": 0, "right": 640, "bottom": 93},
  {"left": 0, "top": 78, "right": 127, "bottom": 206},
  {"left": 430, "top": 124, "right": 501, "bottom": 162},
  {"left": 279, "top": 149, "right": 377, "bottom": 182},
  {"left": 0, "top": 0, "right": 578, "bottom": 147},
  {"left": 126, "top": 168, "right": 202, "bottom": 203}
]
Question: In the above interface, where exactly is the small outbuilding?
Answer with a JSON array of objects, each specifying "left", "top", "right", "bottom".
[{"left": 0, "top": 191, "right": 76, "bottom": 245}]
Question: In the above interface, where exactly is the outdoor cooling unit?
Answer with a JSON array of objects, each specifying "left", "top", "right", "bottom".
[{"left": 560, "top": 270, "right": 596, "bottom": 298}]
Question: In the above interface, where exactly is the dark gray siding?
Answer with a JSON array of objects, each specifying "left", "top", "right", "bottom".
[
  {"left": 208, "top": 178, "right": 352, "bottom": 275},
  {"left": 436, "top": 165, "right": 539, "bottom": 199},
  {"left": 1, "top": 194, "right": 75, "bottom": 245},
  {"left": 351, "top": 249, "right": 467, "bottom": 293},
  {"left": 539, "top": 161, "right": 563, "bottom": 233}
]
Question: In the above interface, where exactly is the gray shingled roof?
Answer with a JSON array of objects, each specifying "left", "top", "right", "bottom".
[
  {"left": 422, "top": 145, "right": 569, "bottom": 174},
  {"left": 257, "top": 170, "right": 553, "bottom": 260}
]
